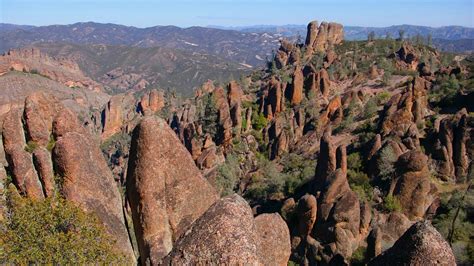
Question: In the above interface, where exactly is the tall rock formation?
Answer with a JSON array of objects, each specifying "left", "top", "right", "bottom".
[
  {"left": 126, "top": 117, "right": 218, "bottom": 264},
  {"left": 304, "top": 21, "right": 344, "bottom": 57}
]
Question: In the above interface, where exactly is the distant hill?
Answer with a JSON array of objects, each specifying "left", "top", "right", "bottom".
[
  {"left": 29, "top": 42, "right": 251, "bottom": 96},
  {"left": 215, "top": 24, "right": 474, "bottom": 40},
  {"left": 0, "top": 22, "right": 284, "bottom": 66},
  {"left": 216, "top": 24, "right": 474, "bottom": 53}
]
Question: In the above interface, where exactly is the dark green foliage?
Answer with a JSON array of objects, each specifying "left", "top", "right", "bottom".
[
  {"left": 429, "top": 75, "right": 461, "bottom": 107},
  {"left": 215, "top": 154, "right": 240, "bottom": 196},
  {"left": 383, "top": 194, "right": 402, "bottom": 212},
  {"left": 0, "top": 186, "right": 127, "bottom": 264},
  {"left": 347, "top": 153, "right": 372, "bottom": 201},
  {"left": 377, "top": 145, "right": 397, "bottom": 181},
  {"left": 433, "top": 188, "right": 474, "bottom": 264},
  {"left": 252, "top": 112, "right": 268, "bottom": 131},
  {"left": 199, "top": 93, "right": 219, "bottom": 137}
]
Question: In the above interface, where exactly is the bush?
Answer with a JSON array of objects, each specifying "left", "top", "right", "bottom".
[
  {"left": 347, "top": 153, "right": 373, "bottom": 201},
  {"left": 351, "top": 246, "right": 367, "bottom": 265},
  {"left": 377, "top": 145, "right": 397, "bottom": 181},
  {"left": 383, "top": 195, "right": 402, "bottom": 212},
  {"left": 215, "top": 154, "right": 240, "bottom": 196},
  {"left": 24, "top": 141, "right": 38, "bottom": 153},
  {"left": 252, "top": 112, "right": 268, "bottom": 131},
  {"left": 0, "top": 186, "right": 127, "bottom": 264}
]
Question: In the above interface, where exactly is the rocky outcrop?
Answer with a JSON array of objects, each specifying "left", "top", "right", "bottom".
[
  {"left": 101, "top": 93, "right": 136, "bottom": 139},
  {"left": 369, "top": 221, "right": 456, "bottom": 265},
  {"left": 305, "top": 21, "right": 344, "bottom": 57},
  {"left": 163, "top": 194, "right": 290, "bottom": 265},
  {"left": 139, "top": 89, "right": 164, "bottom": 116},
  {"left": 2, "top": 106, "right": 46, "bottom": 199},
  {"left": 379, "top": 77, "right": 430, "bottom": 137},
  {"left": 126, "top": 117, "right": 218, "bottom": 264},
  {"left": 391, "top": 43, "right": 419, "bottom": 71},
  {"left": 227, "top": 81, "right": 243, "bottom": 137},
  {"left": 213, "top": 87, "right": 232, "bottom": 147},
  {"left": 393, "top": 150, "right": 436, "bottom": 219},
  {"left": 53, "top": 123, "right": 135, "bottom": 260},
  {"left": 291, "top": 66, "right": 304, "bottom": 105},
  {"left": 296, "top": 194, "right": 317, "bottom": 237},
  {"left": 255, "top": 213, "right": 292, "bottom": 266},
  {"left": 430, "top": 109, "right": 472, "bottom": 182},
  {"left": 0, "top": 48, "right": 102, "bottom": 91}
]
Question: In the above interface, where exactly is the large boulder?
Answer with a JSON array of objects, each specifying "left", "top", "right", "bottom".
[
  {"left": 393, "top": 150, "right": 435, "bottom": 219},
  {"left": 163, "top": 194, "right": 290, "bottom": 265},
  {"left": 255, "top": 213, "right": 291, "bottom": 266},
  {"left": 126, "top": 117, "right": 218, "bottom": 264},
  {"left": 369, "top": 221, "right": 456, "bottom": 265}
]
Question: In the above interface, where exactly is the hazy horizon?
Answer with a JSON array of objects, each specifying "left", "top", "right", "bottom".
[{"left": 1, "top": 0, "right": 473, "bottom": 28}]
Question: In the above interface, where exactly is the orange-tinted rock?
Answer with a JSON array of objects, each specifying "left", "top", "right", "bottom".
[
  {"left": 305, "top": 21, "right": 344, "bottom": 56},
  {"left": 268, "top": 77, "right": 282, "bottom": 114},
  {"left": 291, "top": 66, "right": 304, "bottom": 105},
  {"left": 163, "top": 195, "right": 260, "bottom": 265},
  {"left": 393, "top": 150, "right": 434, "bottom": 219},
  {"left": 126, "top": 117, "right": 218, "bottom": 264},
  {"left": 24, "top": 92, "right": 58, "bottom": 146},
  {"left": 213, "top": 87, "right": 232, "bottom": 146},
  {"left": 139, "top": 89, "right": 164, "bottom": 115},
  {"left": 297, "top": 194, "right": 317, "bottom": 237},
  {"left": 369, "top": 221, "right": 456, "bottom": 265},
  {"left": 255, "top": 213, "right": 291, "bottom": 266},
  {"left": 227, "top": 81, "right": 243, "bottom": 137},
  {"left": 32, "top": 147, "right": 55, "bottom": 197},
  {"left": 101, "top": 94, "right": 125, "bottom": 139},
  {"left": 53, "top": 131, "right": 134, "bottom": 259},
  {"left": 2, "top": 109, "right": 44, "bottom": 199},
  {"left": 432, "top": 109, "right": 471, "bottom": 182}
]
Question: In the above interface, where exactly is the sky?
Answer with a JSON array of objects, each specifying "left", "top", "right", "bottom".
[{"left": 1, "top": 0, "right": 473, "bottom": 28}]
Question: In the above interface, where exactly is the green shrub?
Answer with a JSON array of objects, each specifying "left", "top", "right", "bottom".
[
  {"left": 0, "top": 186, "right": 127, "bottom": 264},
  {"left": 46, "top": 136, "right": 56, "bottom": 152},
  {"left": 24, "top": 141, "right": 38, "bottom": 153},
  {"left": 215, "top": 154, "right": 240, "bottom": 196},
  {"left": 383, "top": 195, "right": 402, "bottom": 212},
  {"left": 252, "top": 112, "right": 268, "bottom": 131},
  {"left": 351, "top": 246, "right": 367, "bottom": 265},
  {"left": 377, "top": 145, "right": 397, "bottom": 181}
]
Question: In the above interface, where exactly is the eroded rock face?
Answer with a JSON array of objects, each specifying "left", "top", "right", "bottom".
[
  {"left": 255, "top": 213, "right": 291, "bottom": 266},
  {"left": 431, "top": 109, "right": 472, "bottom": 182},
  {"left": 305, "top": 21, "right": 344, "bottom": 56},
  {"left": 164, "top": 194, "right": 290, "bottom": 265},
  {"left": 1, "top": 92, "right": 135, "bottom": 259},
  {"left": 291, "top": 66, "right": 304, "bottom": 105},
  {"left": 163, "top": 195, "right": 260, "bottom": 264},
  {"left": 213, "top": 87, "right": 232, "bottom": 147},
  {"left": 139, "top": 89, "right": 164, "bottom": 116},
  {"left": 227, "top": 81, "right": 243, "bottom": 137},
  {"left": 379, "top": 77, "right": 430, "bottom": 137},
  {"left": 54, "top": 131, "right": 134, "bottom": 260},
  {"left": 369, "top": 221, "right": 456, "bottom": 265},
  {"left": 393, "top": 150, "right": 435, "bottom": 219},
  {"left": 101, "top": 93, "right": 135, "bottom": 139},
  {"left": 2, "top": 109, "right": 44, "bottom": 199},
  {"left": 126, "top": 117, "right": 218, "bottom": 264}
]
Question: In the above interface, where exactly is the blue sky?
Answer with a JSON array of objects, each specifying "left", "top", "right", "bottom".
[{"left": 1, "top": 0, "right": 473, "bottom": 27}]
